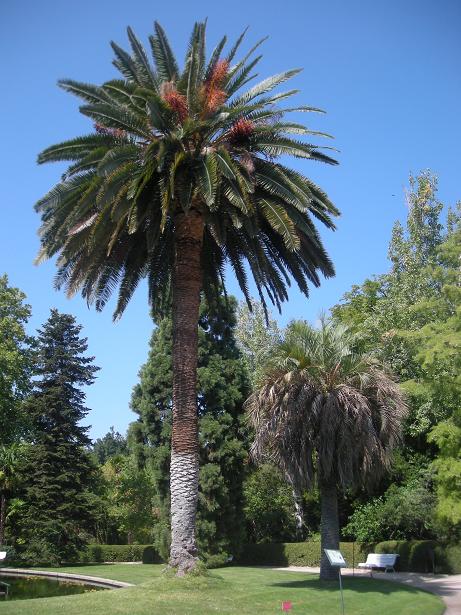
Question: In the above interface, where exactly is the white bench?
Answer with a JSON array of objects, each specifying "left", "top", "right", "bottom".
[{"left": 358, "top": 553, "right": 398, "bottom": 575}]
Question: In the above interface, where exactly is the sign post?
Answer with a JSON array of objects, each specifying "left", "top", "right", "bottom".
[{"left": 324, "top": 549, "right": 347, "bottom": 615}]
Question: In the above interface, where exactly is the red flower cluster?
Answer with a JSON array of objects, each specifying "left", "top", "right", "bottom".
[
  {"left": 161, "top": 82, "right": 189, "bottom": 123},
  {"left": 211, "top": 59, "right": 229, "bottom": 85},
  {"left": 94, "top": 123, "right": 126, "bottom": 138},
  {"left": 202, "top": 59, "right": 229, "bottom": 114},
  {"left": 228, "top": 118, "right": 255, "bottom": 144}
]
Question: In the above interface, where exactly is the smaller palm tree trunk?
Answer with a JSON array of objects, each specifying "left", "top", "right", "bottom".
[
  {"left": 169, "top": 209, "right": 204, "bottom": 575},
  {"left": 319, "top": 482, "right": 340, "bottom": 581}
]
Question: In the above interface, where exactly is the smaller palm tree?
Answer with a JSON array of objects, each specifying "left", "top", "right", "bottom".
[{"left": 246, "top": 318, "right": 407, "bottom": 580}]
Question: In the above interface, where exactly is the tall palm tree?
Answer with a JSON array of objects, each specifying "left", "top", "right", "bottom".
[
  {"left": 247, "top": 319, "right": 407, "bottom": 580},
  {"left": 35, "top": 21, "right": 339, "bottom": 573}
]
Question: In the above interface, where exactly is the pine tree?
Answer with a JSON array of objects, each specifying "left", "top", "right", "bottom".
[
  {"left": 92, "top": 427, "right": 128, "bottom": 464},
  {"left": 129, "top": 295, "right": 250, "bottom": 561},
  {"left": 20, "top": 310, "right": 99, "bottom": 564}
]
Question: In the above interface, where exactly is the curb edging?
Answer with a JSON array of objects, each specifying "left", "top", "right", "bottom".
[{"left": 0, "top": 568, "right": 134, "bottom": 589}]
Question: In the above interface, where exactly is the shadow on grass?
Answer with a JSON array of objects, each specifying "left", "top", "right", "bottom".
[{"left": 269, "top": 576, "right": 427, "bottom": 596}]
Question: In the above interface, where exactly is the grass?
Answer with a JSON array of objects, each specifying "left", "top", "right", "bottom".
[{"left": 0, "top": 564, "right": 444, "bottom": 615}]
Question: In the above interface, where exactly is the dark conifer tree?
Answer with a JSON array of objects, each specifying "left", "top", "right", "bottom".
[
  {"left": 92, "top": 426, "right": 128, "bottom": 464},
  {"left": 129, "top": 295, "right": 250, "bottom": 561},
  {"left": 21, "top": 310, "right": 99, "bottom": 564}
]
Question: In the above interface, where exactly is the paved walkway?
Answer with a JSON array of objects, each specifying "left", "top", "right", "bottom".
[{"left": 272, "top": 566, "right": 461, "bottom": 614}]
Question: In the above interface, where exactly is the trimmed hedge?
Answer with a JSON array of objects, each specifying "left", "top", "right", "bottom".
[
  {"left": 238, "top": 540, "right": 461, "bottom": 574},
  {"left": 81, "top": 544, "right": 163, "bottom": 564},
  {"left": 439, "top": 544, "right": 461, "bottom": 574},
  {"left": 375, "top": 540, "right": 436, "bottom": 573},
  {"left": 375, "top": 540, "right": 461, "bottom": 574},
  {"left": 238, "top": 542, "right": 370, "bottom": 568}
]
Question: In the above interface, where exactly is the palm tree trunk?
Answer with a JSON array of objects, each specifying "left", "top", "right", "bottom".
[
  {"left": 0, "top": 493, "right": 6, "bottom": 545},
  {"left": 169, "top": 208, "right": 204, "bottom": 575},
  {"left": 319, "top": 482, "right": 339, "bottom": 581}
]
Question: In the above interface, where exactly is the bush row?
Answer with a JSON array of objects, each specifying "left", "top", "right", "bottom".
[
  {"left": 376, "top": 540, "right": 461, "bottom": 574},
  {"left": 80, "top": 544, "right": 163, "bottom": 564},
  {"left": 237, "top": 540, "right": 461, "bottom": 574},
  {"left": 237, "top": 542, "right": 369, "bottom": 568}
]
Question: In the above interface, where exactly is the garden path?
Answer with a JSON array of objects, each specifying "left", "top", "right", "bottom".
[{"left": 274, "top": 566, "right": 461, "bottom": 614}]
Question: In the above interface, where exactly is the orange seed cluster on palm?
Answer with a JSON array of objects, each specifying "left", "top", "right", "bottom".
[
  {"left": 202, "top": 59, "right": 229, "bottom": 115},
  {"left": 228, "top": 118, "right": 255, "bottom": 144},
  {"left": 161, "top": 82, "right": 189, "bottom": 123}
]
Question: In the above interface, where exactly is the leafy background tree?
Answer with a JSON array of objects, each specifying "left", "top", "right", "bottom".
[
  {"left": 0, "top": 275, "right": 33, "bottom": 444},
  {"left": 18, "top": 310, "right": 99, "bottom": 564},
  {"left": 129, "top": 294, "right": 250, "bottom": 561},
  {"left": 235, "top": 301, "right": 281, "bottom": 388},
  {"left": 100, "top": 455, "right": 154, "bottom": 544},
  {"left": 242, "top": 463, "right": 297, "bottom": 543},
  {"left": 333, "top": 171, "right": 461, "bottom": 541}
]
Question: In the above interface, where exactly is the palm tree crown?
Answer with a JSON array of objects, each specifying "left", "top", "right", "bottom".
[
  {"left": 35, "top": 21, "right": 339, "bottom": 317},
  {"left": 248, "top": 318, "right": 407, "bottom": 492}
]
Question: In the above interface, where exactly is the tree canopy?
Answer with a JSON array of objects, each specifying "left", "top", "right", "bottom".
[{"left": 0, "top": 275, "right": 33, "bottom": 444}]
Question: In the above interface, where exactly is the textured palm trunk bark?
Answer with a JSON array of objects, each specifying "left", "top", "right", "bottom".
[
  {"left": 169, "top": 208, "right": 204, "bottom": 575},
  {"left": 319, "top": 482, "right": 340, "bottom": 581},
  {"left": 0, "top": 493, "right": 6, "bottom": 545}
]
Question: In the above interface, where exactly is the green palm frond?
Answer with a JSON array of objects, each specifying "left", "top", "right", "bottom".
[
  {"left": 230, "top": 68, "right": 301, "bottom": 107},
  {"left": 195, "top": 153, "right": 218, "bottom": 207},
  {"left": 126, "top": 27, "right": 158, "bottom": 90},
  {"left": 79, "top": 103, "right": 150, "bottom": 137},
  {"left": 179, "top": 21, "right": 207, "bottom": 108},
  {"left": 259, "top": 198, "right": 300, "bottom": 251},
  {"left": 225, "top": 27, "right": 249, "bottom": 64},
  {"left": 58, "top": 79, "right": 111, "bottom": 104},
  {"left": 150, "top": 21, "right": 179, "bottom": 82},
  {"left": 225, "top": 55, "right": 262, "bottom": 97},
  {"left": 110, "top": 40, "right": 142, "bottom": 83},
  {"left": 205, "top": 35, "right": 227, "bottom": 79},
  {"left": 226, "top": 35, "right": 268, "bottom": 78},
  {"left": 37, "top": 134, "right": 115, "bottom": 164}
]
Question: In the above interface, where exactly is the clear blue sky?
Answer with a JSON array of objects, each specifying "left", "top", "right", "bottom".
[{"left": 1, "top": 0, "right": 460, "bottom": 440}]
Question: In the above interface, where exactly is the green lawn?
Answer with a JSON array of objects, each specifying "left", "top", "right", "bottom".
[{"left": 0, "top": 564, "right": 444, "bottom": 615}]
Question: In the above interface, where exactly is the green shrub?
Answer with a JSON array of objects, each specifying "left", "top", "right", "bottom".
[
  {"left": 19, "top": 539, "right": 61, "bottom": 566},
  {"left": 204, "top": 553, "right": 231, "bottom": 569},
  {"left": 81, "top": 544, "right": 163, "bottom": 564},
  {"left": 238, "top": 540, "right": 461, "bottom": 574},
  {"left": 375, "top": 540, "right": 411, "bottom": 570},
  {"left": 409, "top": 541, "right": 437, "bottom": 573},
  {"left": 142, "top": 545, "right": 161, "bottom": 564},
  {"left": 237, "top": 542, "right": 370, "bottom": 567},
  {"left": 435, "top": 544, "right": 461, "bottom": 574},
  {"left": 376, "top": 540, "right": 443, "bottom": 573}
]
